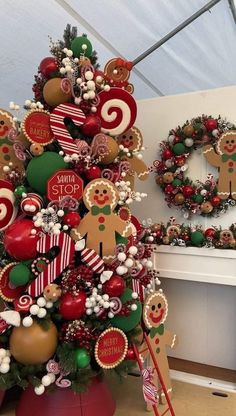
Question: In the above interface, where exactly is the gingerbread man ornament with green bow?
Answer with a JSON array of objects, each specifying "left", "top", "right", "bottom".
[
  {"left": 203, "top": 131, "right": 236, "bottom": 200},
  {"left": 139, "top": 290, "right": 177, "bottom": 409},
  {"left": 70, "top": 178, "right": 132, "bottom": 263}
]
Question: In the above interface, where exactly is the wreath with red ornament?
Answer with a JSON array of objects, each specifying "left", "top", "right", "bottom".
[{"left": 154, "top": 115, "right": 236, "bottom": 218}]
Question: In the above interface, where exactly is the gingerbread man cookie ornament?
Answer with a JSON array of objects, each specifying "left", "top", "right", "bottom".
[
  {"left": 203, "top": 131, "right": 236, "bottom": 200},
  {"left": 0, "top": 109, "right": 24, "bottom": 179},
  {"left": 139, "top": 290, "right": 177, "bottom": 409},
  {"left": 104, "top": 58, "right": 134, "bottom": 94},
  {"left": 116, "top": 126, "right": 149, "bottom": 190},
  {"left": 71, "top": 179, "right": 132, "bottom": 263}
]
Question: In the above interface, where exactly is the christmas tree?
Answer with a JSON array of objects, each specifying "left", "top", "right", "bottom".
[{"left": 0, "top": 24, "right": 158, "bottom": 401}]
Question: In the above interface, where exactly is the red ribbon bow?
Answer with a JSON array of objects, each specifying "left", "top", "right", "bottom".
[{"left": 116, "top": 58, "right": 133, "bottom": 71}]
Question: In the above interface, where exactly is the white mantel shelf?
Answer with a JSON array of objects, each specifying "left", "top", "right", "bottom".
[{"left": 153, "top": 245, "right": 236, "bottom": 286}]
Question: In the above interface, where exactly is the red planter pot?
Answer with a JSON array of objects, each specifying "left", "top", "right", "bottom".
[{"left": 16, "top": 377, "right": 116, "bottom": 416}]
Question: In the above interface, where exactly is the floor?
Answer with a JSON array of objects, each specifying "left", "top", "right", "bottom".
[{"left": 0, "top": 375, "right": 235, "bottom": 416}]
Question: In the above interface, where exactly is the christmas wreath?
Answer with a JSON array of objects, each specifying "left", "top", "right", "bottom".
[{"left": 154, "top": 115, "right": 236, "bottom": 218}]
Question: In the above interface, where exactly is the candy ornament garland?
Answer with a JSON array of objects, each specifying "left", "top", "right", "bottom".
[{"left": 154, "top": 115, "right": 236, "bottom": 218}]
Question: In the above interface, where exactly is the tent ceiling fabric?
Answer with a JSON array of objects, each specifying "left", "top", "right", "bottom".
[{"left": 0, "top": 0, "right": 236, "bottom": 108}]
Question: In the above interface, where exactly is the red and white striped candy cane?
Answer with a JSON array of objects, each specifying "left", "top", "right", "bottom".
[
  {"left": 50, "top": 103, "right": 86, "bottom": 155},
  {"left": 81, "top": 247, "right": 104, "bottom": 274},
  {"left": 28, "top": 232, "right": 75, "bottom": 297}
]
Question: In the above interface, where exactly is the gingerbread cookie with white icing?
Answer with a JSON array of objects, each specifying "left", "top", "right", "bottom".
[
  {"left": 116, "top": 126, "right": 149, "bottom": 190},
  {"left": 139, "top": 290, "right": 177, "bottom": 408},
  {"left": 70, "top": 178, "right": 132, "bottom": 263}
]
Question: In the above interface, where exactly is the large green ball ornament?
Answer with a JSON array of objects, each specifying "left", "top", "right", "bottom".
[
  {"left": 110, "top": 288, "right": 142, "bottom": 332},
  {"left": 190, "top": 230, "right": 205, "bottom": 246},
  {"left": 71, "top": 36, "right": 93, "bottom": 58},
  {"left": 172, "top": 178, "right": 182, "bottom": 187},
  {"left": 26, "top": 152, "right": 68, "bottom": 195},
  {"left": 173, "top": 143, "right": 186, "bottom": 155},
  {"left": 9, "top": 264, "right": 31, "bottom": 287},
  {"left": 192, "top": 194, "right": 204, "bottom": 204},
  {"left": 75, "top": 348, "right": 90, "bottom": 369}
]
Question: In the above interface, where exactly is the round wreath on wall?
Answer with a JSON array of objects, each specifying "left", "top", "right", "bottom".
[{"left": 153, "top": 115, "right": 236, "bottom": 218}]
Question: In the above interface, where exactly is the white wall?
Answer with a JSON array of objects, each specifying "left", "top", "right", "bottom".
[{"left": 133, "top": 86, "right": 236, "bottom": 370}]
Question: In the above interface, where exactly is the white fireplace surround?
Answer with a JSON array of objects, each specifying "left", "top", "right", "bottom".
[{"left": 153, "top": 246, "right": 236, "bottom": 286}]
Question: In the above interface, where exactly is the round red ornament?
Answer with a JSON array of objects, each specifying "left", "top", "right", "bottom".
[
  {"left": 3, "top": 219, "right": 40, "bottom": 261},
  {"left": 63, "top": 212, "right": 81, "bottom": 228},
  {"left": 86, "top": 165, "right": 102, "bottom": 180},
  {"left": 204, "top": 228, "right": 216, "bottom": 239},
  {"left": 39, "top": 57, "right": 58, "bottom": 78},
  {"left": 95, "top": 327, "right": 128, "bottom": 369},
  {"left": 59, "top": 291, "right": 86, "bottom": 320},
  {"left": 125, "top": 345, "right": 136, "bottom": 360},
  {"left": 205, "top": 118, "right": 218, "bottom": 131},
  {"left": 164, "top": 184, "right": 174, "bottom": 194},
  {"left": 162, "top": 149, "right": 173, "bottom": 160},
  {"left": 183, "top": 185, "right": 194, "bottom": 198},
  {"left": 211, "top": 196, "right": 221, "bottom": 206},
  {"left": 103, "top": 275, "right": 125, "bottom": 297},
  {"left": 175, "top": 156, "right": 185, "bottom": 166},
  {"left": 80, "top": 115, "right": 101, "bottom": 137}
]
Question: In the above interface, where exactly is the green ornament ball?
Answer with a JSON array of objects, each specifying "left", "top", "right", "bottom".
[
  {"left": 71, "top": 36, "right": 93, "bottom": 58},
  {"left": 192, "top": 194, "right": 204, "bottom": 204},
  {"left": 110, "top": 288, "right": 142, "bottom": 332},
  {"left": 9, "top": 264, "right": 31, "bottom": 287},
  {"left": 14, "top": 185, "right": 28, "bottom": 198},
  {"left": 26, "top": 152, "right": 68, "bottom": 195},
  {"left": 172, "top": 178, "right": 182, "bottom": 187},
  {"left": 75, "top": 348, "right": 90, "bottom": 369},
  {"left": 190, "top": 231, "right": 205, "bottom": 246},
  {"left": 173, "top": 143, "right": 186, "bottom": 155}
]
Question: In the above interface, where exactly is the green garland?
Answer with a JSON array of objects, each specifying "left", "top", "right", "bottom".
[{"left": 143, "top": 219, "right": 236, "bottom": 249}]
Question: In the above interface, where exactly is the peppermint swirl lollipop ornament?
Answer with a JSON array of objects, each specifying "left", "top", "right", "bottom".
[
  {"left": 96, "top": 87, "right": 137, "bottom": 136},
  {"left": 0, "top": 180, "right": 17, "bottom": 231}
]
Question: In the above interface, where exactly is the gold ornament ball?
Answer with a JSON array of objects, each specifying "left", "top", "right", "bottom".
[
  {"left": 43, "top": 78, "right": 72, "bottom": 108},
  {"left": 99, "top": 136, "right": 119, "bottom": 165},
  {"left": 30, "top": 143, "right": 44, "bottom": 156},
  {"left": 163, "top": 172, "right": 174, "bottom": 184},
  {"left": 43, "top": 283, "right": 62, "bottom": 302},
  {"left": 10, "top": 320, "right": 58, "bottom": 365},
  {"left": 155, "top": 175, "right": 163, "bottom": 185},
  {"left": 183, "top": 124, "right": 194, "bottom": 137},
  {"left": 174, "top": 193, "right": 185, "bottom": 205},
  {"left": 200, "top": 201, "right": 213, "bottom": 214},
  {"left": 163, "top": 236, "right": 170, "bottom": 245}
]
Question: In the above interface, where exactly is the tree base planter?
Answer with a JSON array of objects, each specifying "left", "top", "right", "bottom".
[{"left": 16, "top": 377, "right": 116, "bottom": 416}]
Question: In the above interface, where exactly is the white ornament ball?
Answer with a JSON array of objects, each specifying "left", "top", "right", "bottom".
[
  {"left": 42, "top": 375, "right": 52, "bottom": 387},
  {"left": 124, "top": 258, "right": 134, "bottom": 268},
  {"left": 132, "top": 292, "right": 138, "bottom": 300},
  {"left": 131, "top": 304, "right": 137, "bottom": 311},
  {"left": 22, "top": 316, "right": 33, "bottom": 327},
  {"left": 48, "top": 373, "right": 56, "bottom": 383},
  {"left": 2, "top": 356, "right": 10, "bottom": 364},
  {"left": 37, "top": 297, "right": 47, "bottom": 307},
  {"left": 30, "top": 304, "right": 40, "bottom": 315},
  {"left": 37, "top": 308, "right": 47, "bottom": 318},
  {"left": 85, "top": 70, "right": 94, "bottom": 81},
  {"left": 0, "top": 349, "right": 6, "bottom": 358},
  {"left": 34, "top": 385, "right": 45, "bottom": 395},
  {"left": 128, "top": 246, "right": 138, "bottom": 256},
  {"left": 117, "top": 252, "right": 127, "bottom": 262},
  {"left": 116, "top": 266, "right": 126, "bottom": 276},
  {"left": 184, "top": 138, "right": 194, "bottom": 147},
  {"left": 0, "top": 363, "right": 10, "bottom": 374}
]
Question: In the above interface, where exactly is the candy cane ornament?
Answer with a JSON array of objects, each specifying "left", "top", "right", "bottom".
[
  {"left": 28, "top": 232, "right": 75, "bottom": 297},
  {"left": 50, "top": 103, "right": 86, "bottom": 155},
  {"left": 0, "top": 180, "right": 17, "bottom": 231},
  {"left": 96, "top": 87, "right": 137, "bottom": 136}
]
